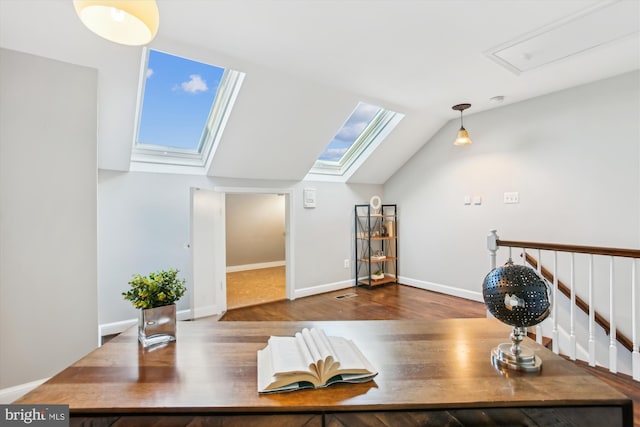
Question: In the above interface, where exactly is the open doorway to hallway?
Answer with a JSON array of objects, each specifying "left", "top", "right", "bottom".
[{"left": 225, "top": 193, "right": 286, "bottom": 309}]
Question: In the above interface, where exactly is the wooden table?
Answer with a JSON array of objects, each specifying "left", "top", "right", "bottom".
[{"left": 16, "top": 319, "right": 632, "bottom": 426}]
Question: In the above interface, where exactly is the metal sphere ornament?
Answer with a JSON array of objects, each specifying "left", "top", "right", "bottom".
[{"left": 482, "top": 259, "right": 552, "bottom": 372}]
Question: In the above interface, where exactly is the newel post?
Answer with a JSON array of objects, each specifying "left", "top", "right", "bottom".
[{"left": 487, "top": 229, "right": 499, "bottom": 270}]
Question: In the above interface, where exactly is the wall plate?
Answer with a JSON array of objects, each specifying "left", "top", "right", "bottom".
[{"left": 303, "top": 188, "right": 316, "bottom": 208}]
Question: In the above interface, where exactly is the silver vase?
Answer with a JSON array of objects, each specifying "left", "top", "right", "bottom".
[{"left": 138, "top": 304, "right": 176, "bottom": 348}]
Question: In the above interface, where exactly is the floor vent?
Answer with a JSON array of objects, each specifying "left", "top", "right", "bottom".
[{"left": 335, "top": 293, "right": 358, "bottom": 300}]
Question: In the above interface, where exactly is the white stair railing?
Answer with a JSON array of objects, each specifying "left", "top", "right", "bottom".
[
  {"left": 588, "top": 254, "right": 595, "bottom": 367},
  {"left": 609, "top": 256, "right": 617, "bottom": 373},
  {"left": 633, "top": 261, "right": 639, "bottom": 380},
  {"left": 487, "top": 229, "right": 639, "bottom": 381}
]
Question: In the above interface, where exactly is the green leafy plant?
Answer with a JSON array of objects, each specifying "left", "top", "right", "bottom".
[
  {"left": 372, "top": 270, "right": 384, "bottom": 278},
  {"left": 122, "top": 268, "right": 187, "bottom": 309}
]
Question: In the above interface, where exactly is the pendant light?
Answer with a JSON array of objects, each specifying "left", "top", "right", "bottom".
[
  {"left": 73, "top": 0, "right": 159, "bottom": 46},
  {"left": 452, "top": 103, "right": 472, "bottom": 146}
]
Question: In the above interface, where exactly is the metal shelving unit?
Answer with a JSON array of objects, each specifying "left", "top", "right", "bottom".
[{"left": 354, "top": 204, "right": 398, "bottom": 288}]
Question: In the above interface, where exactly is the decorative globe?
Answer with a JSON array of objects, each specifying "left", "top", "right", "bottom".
[{"left": 482, "top": 260, "right": 552, "bottom": 328}]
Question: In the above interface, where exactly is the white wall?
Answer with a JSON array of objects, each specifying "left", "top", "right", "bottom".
[
  {"left": 292, "top": 181, "right": 383, "bottom": 296},
  {"left": 226, "top": 193, "right": 285, "bottom": 267},
  {"left": 98, "top": 170, "right": 382, "bottom": 324},
  {"left": 384, "top": 70, "right": 640, "bottom": 333},
  {"left": 99, "top": 173, "right": 304, "bottom": 326},
  {"left": 0, "top": 49, "right": 98, "bottom": 389},
  {"left": 98, "top": 170, "right": 211, "bottom": 325}
]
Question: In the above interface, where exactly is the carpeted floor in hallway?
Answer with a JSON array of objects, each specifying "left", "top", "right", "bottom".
[{"left": 226, "top": 266, "right": 286, "bottom": 309}]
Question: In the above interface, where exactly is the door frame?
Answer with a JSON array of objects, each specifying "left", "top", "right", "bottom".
[
  {"left": 219, "top": 186, "right": 295, "bottom": 304},
  {"left": 190, "top": 185, "right": 295, "bottom": 318}
]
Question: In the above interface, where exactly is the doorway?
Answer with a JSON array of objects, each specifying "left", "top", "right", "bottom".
[
  {"left": 190, "top": 187, "right": 293, "bottom": 320},
  {"left": 225, "top": 193, "right": 286, "bottom": 309}
]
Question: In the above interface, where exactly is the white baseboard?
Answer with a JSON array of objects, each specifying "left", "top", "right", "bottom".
[
  {"left": 226, "top": 261, "right": 286, "bottom": 273},
  {"left": 192, "top": 305, "right": 220, "bottom": 319},
  {"left": 399, "top": 276, "right": 484, "bottom": 302},
  {"left": 0, "top": 378, "right": 48, "bottom": 404},
  {"left": 99, "top": 309, "right": 193, "bottom": 337},
  {"left": 294, "top": 280, "right": 354, "bottom": 299},
  {"left": 293, "top": 277, "right": 482, "bottom": 302},
  {"left": 99, "top": 318, "right": 137, "bottom": 337},
  {"left": 177, "top": 309, "right": 192, "bottom": 321}
]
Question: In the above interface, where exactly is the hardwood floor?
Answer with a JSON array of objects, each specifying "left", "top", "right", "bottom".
[
  {"left": 220, "top": 283, "right": 486, "bottom": 321},
  {"left": 220, "top": 283, "right": 639, "bottom": 426}
]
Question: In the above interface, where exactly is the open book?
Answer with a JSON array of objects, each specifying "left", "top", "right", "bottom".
[{"left": 257, "top": 328, "right": 378, "bottom": 393}]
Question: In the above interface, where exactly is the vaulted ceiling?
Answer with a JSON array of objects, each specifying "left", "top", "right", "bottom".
[{"left": 1, "top": 0, "right": 638, "bottom": 183}]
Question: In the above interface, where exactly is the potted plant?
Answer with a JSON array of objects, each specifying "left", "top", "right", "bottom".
[
  {"left": 123, "top": 268, "right": 186, "bottom": 347},
  {"left": 372, "top": 269, "right": 385, "bottom": 280}
]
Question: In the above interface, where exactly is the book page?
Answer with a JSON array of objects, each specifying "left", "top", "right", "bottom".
[
  {"left": 295, "top": 332, "right": 315, "bottom": 366},
  {"left": 302, "top": 328, "right": 336, "bottom": 381},
  {"left": 311, "top": 328, "right": 339, "bottom": 381},
  {"left": 310, "top": 328, "right": 334, "bottom": 361},
  {"left": 328, "top": 336, "right": 377, "bottom": 374},
  {"left": 257, "top": 345, "right": 319, "bottom": 393},
  {"left": 301, "top": 328, "right": 322, "bottom": 363},
  {"left": 257, "top": 345, "right": 275, "bottom": 392},
  {"left": 268, "top": 336, "right": 312, "bottom": 375}
]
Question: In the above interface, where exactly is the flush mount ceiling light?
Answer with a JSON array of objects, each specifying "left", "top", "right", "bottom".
[
  {"left": 73, "top": 0, "right": 159, "bottom": 46},
  {"left": 452, "top": 103, "right": 472, "bottom": 146}
]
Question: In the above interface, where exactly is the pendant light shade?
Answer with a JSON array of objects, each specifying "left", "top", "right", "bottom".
[
  {"left": 454, "top": 127, "right": 471, "bottom": 146},
  {"left": 452, "top": 103, "right": 472, "bottom": 146},
  {"left": 73, "top": 0, "right": 159, "bottom": 46}
]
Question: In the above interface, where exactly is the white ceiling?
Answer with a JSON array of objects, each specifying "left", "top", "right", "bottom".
[{"left": 1, "top": 0, "right": 638, "bottom": 183}]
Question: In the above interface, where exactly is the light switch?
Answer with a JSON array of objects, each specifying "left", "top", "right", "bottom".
[
  {"left": 463, "top": 195, "right": 471, "bottom": 205},
  {"left": 303, "top": 188, "right": 316, "bottom": 208},
  {"left": 504, "top": 192, "right": 519, "bottom": 204},
  {"left": 473, "top": 196, "right": 482, "bottom": 205}
]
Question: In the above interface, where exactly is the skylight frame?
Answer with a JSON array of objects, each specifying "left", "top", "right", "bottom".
[
  {"left": 131, "top": 48, "right": 244, "bottom": 172},
  {"left": 310, "top": 104, "right": 402, "bottom": 177}
]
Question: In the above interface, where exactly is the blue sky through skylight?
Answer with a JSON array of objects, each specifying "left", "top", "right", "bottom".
[
  {"left": 137, "top": 50, "right": 225, "bottom": 151},
  {"left": 318, "top": 102, "right": 382, "bottom": 162}
]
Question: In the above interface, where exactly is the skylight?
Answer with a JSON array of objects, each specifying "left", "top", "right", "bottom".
[
  {"left": 311, "top": 102, "right": 403, "bottom": 177},
  {"left": 131, "top": 49, "right": 244, "bottom": 172}
]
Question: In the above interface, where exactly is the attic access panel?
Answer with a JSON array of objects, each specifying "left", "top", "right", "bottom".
[
  {"left": 311, "top": 102, "right": 403, "bottom": 177},
  {"left": 132, "top": 49, "right": 244, "bottom": 171}
]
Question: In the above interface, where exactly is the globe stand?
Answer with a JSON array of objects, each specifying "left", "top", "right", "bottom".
[{"left": 491, "top": 326, "right": 542, "bottom": 373}]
